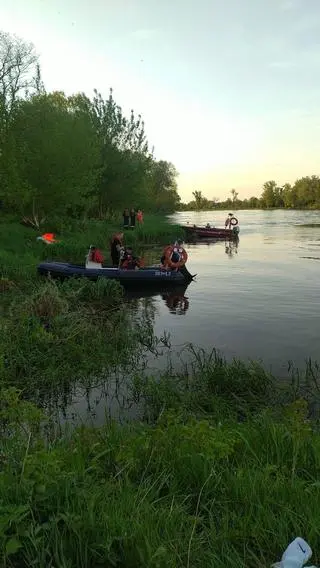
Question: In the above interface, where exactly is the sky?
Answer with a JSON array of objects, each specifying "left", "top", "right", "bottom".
[{"left": 1, "top": 0, "right": 320, "bottom": 201}]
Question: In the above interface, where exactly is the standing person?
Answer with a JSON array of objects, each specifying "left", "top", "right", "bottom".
[
  {"left": 123, "top": 208, "right": 130, "bottom": 229},
  {"left": 225, "top": 213, "right": 238, "bottom": 229},
  {"left": 225, "top": 213, "right": 233, "bottom": 229},
  {"left": 136, "top": 209, "right": 144, "bottom": 226},
  {"left": 130, "top": 208, "right": 136, "bottom": 228},
  {"left": 110, "top": 232, "right": 124, "bottom": 266}
]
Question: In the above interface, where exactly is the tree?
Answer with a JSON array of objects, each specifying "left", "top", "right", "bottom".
[
  {"left": 149, "top": 160, "right": 180, "bottom": 212},
  {"left": 88, "top": 88, "right": 152, "bottom": 216},
  {"left": 261, "top": 180, "right": 278, "bottom": 208},
  {"left": 0, "top": 31, "right": 38, "bottom": 122},
  {"left": 0, "top": 31, "right": 39, "bottom": 208},
  {"left": 191, "top": 190, "right": 206, "bottom": 210},
  {"left": 5, "top": 92, "right": 100, "bottom": 218},
  {"left": 230, "top": 188, "right": 239, "bottom": 205},
  {"left": 282, "top": 183, "right": 293, "bottom": 208},
  {"left": 248, "top": 196, "right": 260, "bottom": 208},
  {"left": 293, "top": 176, "right": 320, "bottom": 208}
]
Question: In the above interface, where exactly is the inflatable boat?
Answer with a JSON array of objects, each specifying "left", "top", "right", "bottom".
[{"left": 37, "top": 262, "right": 195, "bottom": 286}]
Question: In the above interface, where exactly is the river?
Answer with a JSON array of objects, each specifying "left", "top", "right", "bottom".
[
  {"left": 154, "top": 209, "right": 320, "bottom": 372},
  {"left": 58, "top": 209, "right": 320, "bottom": 426}
]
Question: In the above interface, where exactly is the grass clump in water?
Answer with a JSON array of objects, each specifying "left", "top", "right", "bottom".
[
  {"left": 0, "top": 277, "right": 138, "bottom": 407},
  {"left": 133, "top": 346, "right": 275, "bottom": 423}
]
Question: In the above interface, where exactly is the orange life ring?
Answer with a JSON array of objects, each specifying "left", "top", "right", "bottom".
[
  {"left": 164, "top": 245, "right": 188, "bottom": 269},
  {"left": 230, "top": 217, "right": 238, "bottom": 226}
]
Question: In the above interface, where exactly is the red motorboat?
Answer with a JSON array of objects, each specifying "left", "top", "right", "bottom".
[{"left": 181, "top": 224, "right": 240, "bottom": 240}]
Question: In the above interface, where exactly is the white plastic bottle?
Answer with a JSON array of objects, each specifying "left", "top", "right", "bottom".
[{"left": 272, "top": 537, "right": 317, "bottom": 568}]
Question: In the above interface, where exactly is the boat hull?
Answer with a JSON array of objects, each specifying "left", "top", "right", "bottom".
[
  {"left": 37, "top": 262, "right": 193, "bottom": 286},
  {"left": 181, "top": 225, "right": 239, "bottom": 239}
]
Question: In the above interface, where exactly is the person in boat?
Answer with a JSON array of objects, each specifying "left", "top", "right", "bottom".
[
  {"left": 161, "top": 239, "right": 187, "bottom": 270},
  {"left": 205, "top": 223, "right": 211, "bottom": 229},
  {"left": 225, "top": 213, "right": 238, "bottom": 229},
  {"left": 120, "top": 247, "right": 142, "bottom": 270},
  {"left": 123, "top": 209, "right": 130, "bottom": 229},
  {"left": 110, "top": 232, "right": 124, "bottom": 266},
  {"left": 86, "top": 245, "right": 105, "bottom": 268}
]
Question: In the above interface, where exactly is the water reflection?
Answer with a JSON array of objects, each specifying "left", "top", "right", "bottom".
[
  {"left": 186, "top": 237, "right": 239, "bottom": 260},
  {"left": 225, "top": 239, "right": 239, "bottom": 257},
  {"left": 161, "top": 286, "right": 190, "bottom": 315},
  {"left": 125, "top": 283, "right": 191, "bottom": 316}
]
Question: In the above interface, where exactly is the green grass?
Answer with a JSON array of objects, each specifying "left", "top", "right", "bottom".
[
  {"left": 2, "top": 339, "right": 320, "bottom": 567},
  {"left": 1, "top": 383, "right": 320, "bottom": 567}
]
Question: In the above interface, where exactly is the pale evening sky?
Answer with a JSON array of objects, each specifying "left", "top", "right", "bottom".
[{"left": 1, "top": 0, "right": 320, "bottom": 201}]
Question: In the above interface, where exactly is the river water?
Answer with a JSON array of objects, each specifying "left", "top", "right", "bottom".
[
  {"left": 58, "top": 209, "right": 320, "bottom": 426},
  {"left": 158, "top": 209, "right": 320, "bottom": 372}
]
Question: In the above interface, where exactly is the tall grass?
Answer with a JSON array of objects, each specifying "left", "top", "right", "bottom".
[
  {"left": 0, "top": 276, "right": 154, "bottom": 412},
  {"left": 1, "top": 387, "right": 320, "bottom": 567}
]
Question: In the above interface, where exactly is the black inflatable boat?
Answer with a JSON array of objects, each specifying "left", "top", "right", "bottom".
[{"left": 37, "top": 262, "right": 195, "bottom": 286}]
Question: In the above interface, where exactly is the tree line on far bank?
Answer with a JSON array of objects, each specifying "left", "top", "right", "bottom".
[
  {"left": 0, "top": 31, "right": 181, "bottom": 226},
  {"left": 180, "top": 178, "right": 320, "bottom": 211}
]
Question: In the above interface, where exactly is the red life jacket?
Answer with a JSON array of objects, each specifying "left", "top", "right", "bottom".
[{"left": 91, "top": 249, "right": 104, "bottom": 263}]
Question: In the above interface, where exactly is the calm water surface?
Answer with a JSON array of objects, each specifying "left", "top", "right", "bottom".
[
  {"left": 157, "top": 209, "right": 320, "bottom": 372},
  {"left": 59, "top": 210, "right": 320, "bottom": 425}
]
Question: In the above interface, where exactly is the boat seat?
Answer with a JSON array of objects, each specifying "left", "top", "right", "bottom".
[{"left": 85, "top": 260, "right": 102, "bottom": 269}]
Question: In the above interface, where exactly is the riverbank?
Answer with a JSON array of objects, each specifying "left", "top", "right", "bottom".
[
  {"left": 0, "top": 215, "right": 184, "bottom": 286},
  {"left": 1, "top": 214, "right": 320, "bottom": 567},
  {"left": 1, "top": 355, "right": 320, "bottom": 567}
]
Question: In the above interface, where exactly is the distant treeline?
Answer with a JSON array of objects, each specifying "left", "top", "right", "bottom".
[
  {"left": 0, "top": 31, "right": 180, "bottom": 226},
  {"left": 179, "top": 177, "right": 320, "bottom": 210}
]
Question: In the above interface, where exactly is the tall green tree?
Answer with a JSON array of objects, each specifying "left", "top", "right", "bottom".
[
  {"left": 230, "top": 188, "right": 239, "bottom": 205},
  {"left": 6, "top": 92, "right": 100, "bottom": 217},
  {"left": 293, "top": 175, "right": 320, "bottom": 208},
  {"left": 282, "top": 183, "right": 293, "bottom": 208},
  {"left": 88, "top": 88, "right": 151, "bottom": 215},
  {"left": 0, "top": 31, "right": 39, "bottom": 206},
  {"left": 261, "top": 180, "right": 278, "bottom": 208},
  {"left": 148, "top": 160, "right": 180, "bottom": 212},
  {"left": 191, "top": 190, "right": 208, "bottom": 210}
]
